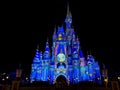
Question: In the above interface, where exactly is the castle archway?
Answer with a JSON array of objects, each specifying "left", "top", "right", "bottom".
[{"left": 56, "top": 75, "right": 67, "bottom": 86}]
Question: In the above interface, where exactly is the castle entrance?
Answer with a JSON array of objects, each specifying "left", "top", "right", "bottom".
[{"left": 55, "top": 75, "right": 67, "bottom": 86}]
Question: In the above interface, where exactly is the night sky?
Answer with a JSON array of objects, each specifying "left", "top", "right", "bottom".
[{"left": 0, "top": 0, "right": 119, "bottom": 74}]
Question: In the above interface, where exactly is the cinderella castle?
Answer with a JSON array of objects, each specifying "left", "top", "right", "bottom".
[{"left": 30, "top": 3, "right": 102, "bottom": 85}]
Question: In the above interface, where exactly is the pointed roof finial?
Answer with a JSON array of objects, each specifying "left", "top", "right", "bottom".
[
  {"left": 67, "top": 1, "right": 71, "bottom": 17},
  {"left": 47, "top": 37, "right": 49, "bottom": 42},
  {"left": 67, "top": 2, "right": 69, "bottom": 14},
  {"left": 37, "top": 44, "right": 39, "bottom": 50}
]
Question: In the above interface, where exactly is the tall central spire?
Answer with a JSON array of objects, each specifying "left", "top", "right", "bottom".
[
  {"left": 65, "top": 1, "right": 72, "bottom": 28},
  {"left": 66, "top": 1, "right": 71, "bottom": 17}
]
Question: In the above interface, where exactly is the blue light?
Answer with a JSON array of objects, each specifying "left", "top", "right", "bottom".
[{"left": 30, "top": 3, "right": 102, "bottom": 85}]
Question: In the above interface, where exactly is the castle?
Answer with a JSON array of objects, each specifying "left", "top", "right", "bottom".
[{"left": 30, "top": 3, "right": 101, "bottom": 84}]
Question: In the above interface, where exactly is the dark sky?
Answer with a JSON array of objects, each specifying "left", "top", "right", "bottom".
[{"left": 0, "top": 0, "right": 119, "bottom": 74}]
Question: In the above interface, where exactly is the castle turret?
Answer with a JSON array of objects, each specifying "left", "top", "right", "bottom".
[
  {"left": 33, "top": 45, "right": 40, "bottom": 63},
  {"left": 36, "top": 51, "right": 42, "bottom": 81},
  {"left": 43, "top": 39, "right": 50, "bottom": 60},
  {"left": 42, "top": 40, "right": 50, "bottom": 81},
  {"left": 30, "top": 45, "right": 40, "bottom": 83}
]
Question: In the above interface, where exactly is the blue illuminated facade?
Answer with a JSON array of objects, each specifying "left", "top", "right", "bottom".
[{"left": 30, "top": 4, "right": 101, "bottom": 84}]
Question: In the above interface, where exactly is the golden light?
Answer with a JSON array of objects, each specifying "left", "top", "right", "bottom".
[
  {"left": 58, "top": 34, "right": 62, "bottom": 37},
  {"left": 118, "top": 77, "right": 120, "bottom": 80},
  {"left": 58, "top": 34, "right": 62, "bottom": 40},
  {"left": 104, "top": 78, "right": 108, "bottom": 82},
  {"left": 58, "top": 37, "right": 62, "bottom": 40},
  {"left": 6, "top": 76, "right": 9, "bottom": 79}
]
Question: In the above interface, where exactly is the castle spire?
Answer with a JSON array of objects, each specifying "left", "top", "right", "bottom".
[
  {"left": 65, "top": 1, "right": 72, "bottom": 28},
  {"left": 33, "top": 45, "right": 40, "bottom": 63},
  {"left": 67, "top": 1, "right": 71, "bottom": 17},
  {"left": 37, "top": 44, "right": 39, "bottom": 50},
  {"left": 44, "top": 39, "right": 50, "bottom": 54},
  {"left": 43, "top": 40, "right": 50, "bottom": 60}
]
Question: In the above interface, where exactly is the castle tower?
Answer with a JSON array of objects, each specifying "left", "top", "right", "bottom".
[{"left": 53, "top": 26, "right": 68, "bottom": 83}]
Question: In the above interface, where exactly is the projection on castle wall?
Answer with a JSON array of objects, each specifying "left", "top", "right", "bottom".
[{"left": 30, "top": 4, "right": 101, "bottom": 84}]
